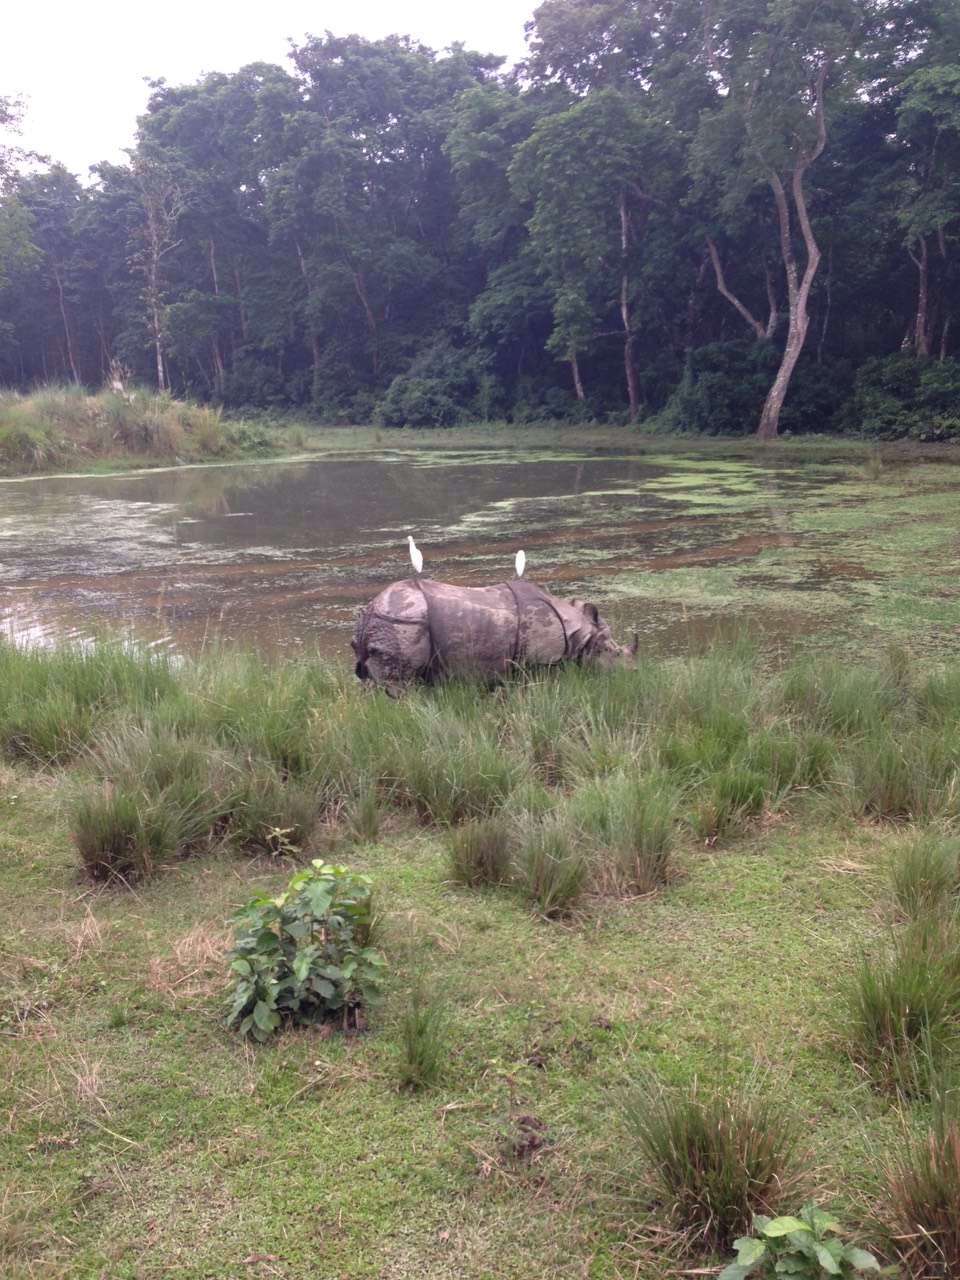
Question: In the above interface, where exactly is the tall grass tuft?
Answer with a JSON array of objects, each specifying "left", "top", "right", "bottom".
[
  {"left": 516, "top": 816, "right": 588, "bottom": 917},
  {"left": 883, "top": 1064, "right": 960, "bottom": 1279},
  {"left": 227, "top": 761, "right": 324, "bottom": 854},
  {"left": 568, "top": 771, "right": 676, "bottom": 894},
  {"left": 447, "top": 816, "right": 513, "bottom": 888},
  {"left": 396, "top": 978, "right": 448, "bottom": 1091},
  {"left": 395, "top": 704, "right": 522, "bottom": 825},
  {"left": 891, "top": 833, "right": 960, "bottom": 919},
  {"left": 621, "top": 1074, "right": 800, "bottom": 1253},
  {"left": 70, "top": 725, "right": 231, "bottom": 879},
  {"left": 849, "top": 920, "right": 960, "bottom": 1094},
  {"left": 0, "top": 384, "right": 228, "bottom": 474}
]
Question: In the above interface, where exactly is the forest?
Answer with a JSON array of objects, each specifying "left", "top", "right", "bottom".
[{"left": 1, "top": 0, "right": 959, "bottom": 439}]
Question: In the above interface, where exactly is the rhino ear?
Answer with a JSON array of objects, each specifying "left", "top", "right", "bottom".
[{"left": 583, "top": 602, "right": 600, "bottom": 626}]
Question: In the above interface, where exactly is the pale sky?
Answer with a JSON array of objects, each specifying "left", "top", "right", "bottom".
[{"left": 3, "top": 1, "right": 535, "bottom": 177}]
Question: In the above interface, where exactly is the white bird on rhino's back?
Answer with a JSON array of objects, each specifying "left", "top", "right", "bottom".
[{"left": 407, "top": 535, "right": 424, "bottom": 575}]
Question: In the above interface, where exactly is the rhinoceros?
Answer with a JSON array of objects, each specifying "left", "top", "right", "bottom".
[{"left": 351, "top": 577, "right": 636, "bottom": 691}]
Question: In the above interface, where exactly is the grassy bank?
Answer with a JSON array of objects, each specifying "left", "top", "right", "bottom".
[
  {"left": 3, "top": 642, "right": 960, "bottom": 1275},
  {"left": 3, "top": 383, "right": 959, "bottom": 482},
  {"left": 0, "top": 386, "right": 311, "bottom": 476}
]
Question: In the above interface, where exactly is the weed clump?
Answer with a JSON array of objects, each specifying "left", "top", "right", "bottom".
[
  {"left": 568, "top": 771, "right": 676, "bottom": 894},
  {"left": 396, "top": 978, "right": 448, "bottom": 1091},
  {"left": 0, "top": 385, "right": 229, "bottom": 474},
  {"left": 517, "top": 816, "right": 588, "bottom": 917},
  {"left": 849, "top": 919, "right": 960, "bottom": 1094},
  {"left": 883, "top": 1068, "right": 960, "bottom": 1279},
  {"left": 891, "top": 833, "right": 960, "bottom": 919},
  {"left": 622, "top": 1074, "right": 800, "bottom": 1254},
  {"left": 447, "top": 816, "right": 513, "bottom": 888}
]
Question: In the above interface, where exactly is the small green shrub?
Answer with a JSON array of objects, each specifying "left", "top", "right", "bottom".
[
  {"left": 719, "top": 1203, "right": 883, "bottom": 1279},
  {"left": 891, "top": 833, "right": 960, "bottom": 919},
  {"left": 396, "top": 978, "right": 448, "bottom": 1091},
  {"left": 448, "top": 816, "right": 513, "bottom": 888},
  {"left": 226, "top": 862, "right": 385, "bottom": 1041},
  {"left": 517, "top": 817, "right": 588, "bottom": 918},
  {"left": 621, "top": 1074, "right": 800, "bottom": 1253}
]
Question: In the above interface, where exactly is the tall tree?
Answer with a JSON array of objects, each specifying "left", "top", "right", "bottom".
[{"left": 511, "top": 89, "right": 679, "bottom": 419}]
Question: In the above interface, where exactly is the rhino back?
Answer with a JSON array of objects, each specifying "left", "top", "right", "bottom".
[{"left": 421, "top": 581, "right": 520, "bottom": 677}]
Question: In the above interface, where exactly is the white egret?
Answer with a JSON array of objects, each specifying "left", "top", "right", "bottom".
[
  {"left": 515, "top": 549, "right": 526, "bottom": 578},
  {"left": 407, "top": 534, "right": 424, "bottom": 575}
]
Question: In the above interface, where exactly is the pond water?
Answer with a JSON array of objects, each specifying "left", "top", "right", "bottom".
[{"left": 2, "top": 447, "right": 959, "bottom": 664}]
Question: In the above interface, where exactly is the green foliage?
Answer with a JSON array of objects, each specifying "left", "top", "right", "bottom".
[
  {"left": 654, "top": 343, "right": 781, "bottom": 437},
  {"left": 622, "top": 1073, "right": 800, "bottom": 1253},
  {"left": 377, "top": 342, "right": 499, "bottom": 428},
  {"left": 226, "top": 861, "right": 385, "bottom": 1041},
  {"left": 844, "top": 357, "right": 960, "bottom": 442},
  {"left": 719, "top": 1203, "right": 884, "bottom": 1279}
]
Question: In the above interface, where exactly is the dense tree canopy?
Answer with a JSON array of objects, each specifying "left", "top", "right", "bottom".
[{"left": 2, "top": 3, "right": 960, "bottom": 437}]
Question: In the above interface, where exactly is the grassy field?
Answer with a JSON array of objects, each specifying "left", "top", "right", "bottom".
[{"left": 2, "top": 644, "right": 960, "bottom": 1278}]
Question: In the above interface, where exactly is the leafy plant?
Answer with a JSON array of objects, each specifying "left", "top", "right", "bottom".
[
  {"left": 719, "top": 1203, "right": 885, "bottom": 1278},
  {"left": 226, "top": 861, "right": 385, "bottom": 1041}
]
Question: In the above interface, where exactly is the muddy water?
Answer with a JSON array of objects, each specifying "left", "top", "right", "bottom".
[{"left": 0, "top": 448, "right": 952, "bottom": 662}]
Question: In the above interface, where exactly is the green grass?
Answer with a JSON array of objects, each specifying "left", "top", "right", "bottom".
[
  {"left": 620, "top": 1072, "right": 801, "bottom": 1253},
  {"left": 6, "top": 643, "right": 960, "bottom": 1274}
]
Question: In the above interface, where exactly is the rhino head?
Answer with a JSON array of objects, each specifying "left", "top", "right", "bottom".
[{"left": 569, "top": 599, "right": 639, "bottom": 668}]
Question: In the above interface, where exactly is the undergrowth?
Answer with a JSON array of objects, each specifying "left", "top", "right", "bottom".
[{"left": 4, "top": 642, "right": 960, "bottom": 890}]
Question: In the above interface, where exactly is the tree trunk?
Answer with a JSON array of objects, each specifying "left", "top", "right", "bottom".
[
  {"left": 233, "top": 263, "right": 248, "bottom": 341},
  {"left": 940, "top": 314, "right": 951, "bottom": 361},
  {"left": 53, "top": 262, "right": 81, "bottom": 385},
  {"left": 295, "top": 242, "right": 321, "bottom": 385},
  {"left": 207, "top": 239, "right": 224, "bottom": 397},
  {"left": 757, "top": 160, "right": 822, "bottom": 439},
  {"left": 619, "top": 191, "right": 640, "bottom": 423},
  {"left": 764, "top": 261, "right": 779, "bottom": 339},
  {"left": 352, "top": 269, "right": 380, "bottom": 378},
  {"left": 570, "top": 352, "right": 585, "bottom": 401},
  {"left": 910, "top": 236, "right": 931, "bottom": 357}
]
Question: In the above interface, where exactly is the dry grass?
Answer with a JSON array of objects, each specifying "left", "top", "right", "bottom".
[{"left": 147, "top": 922, "right": 232, "bottom": 1002}]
